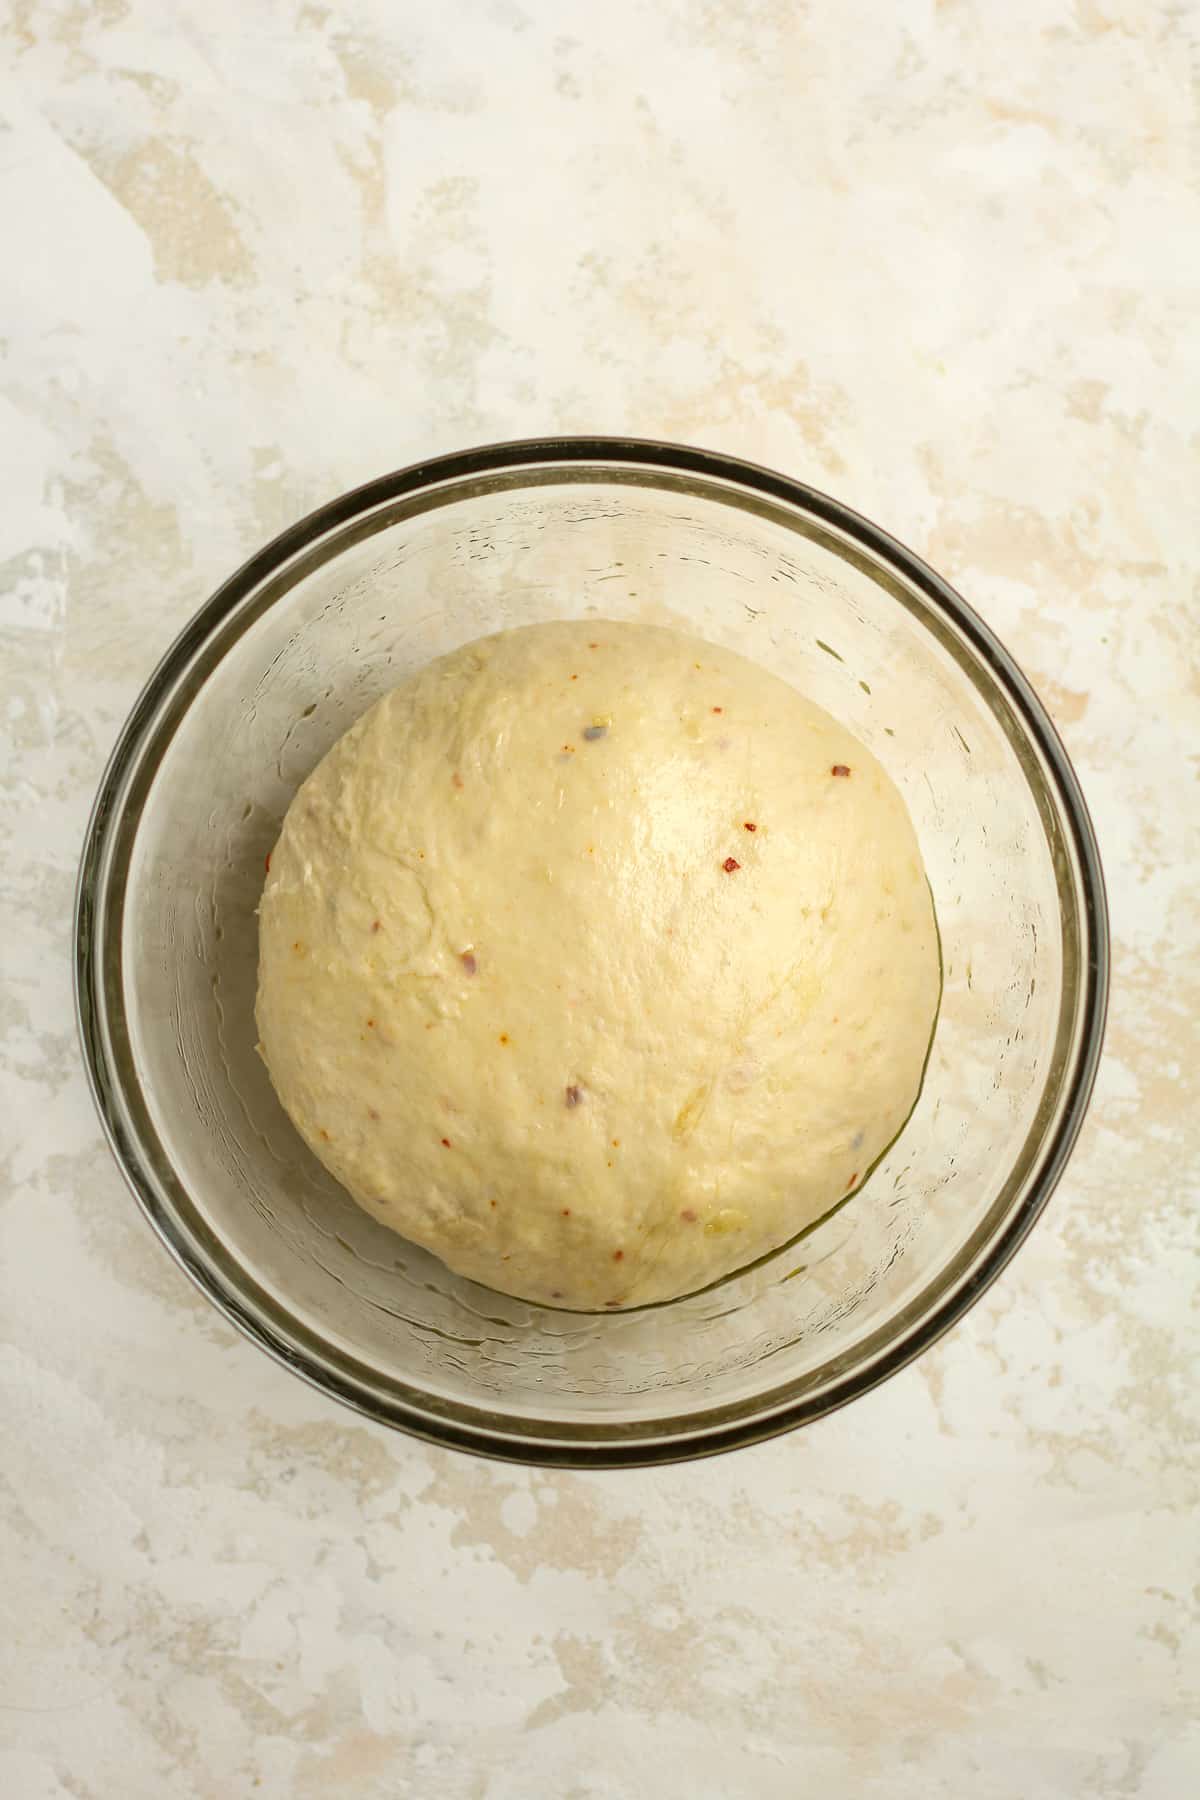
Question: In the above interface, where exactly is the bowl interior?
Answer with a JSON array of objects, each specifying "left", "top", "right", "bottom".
[{"left": 86, "top": 453, "right": 1099, "bottom": 1460}]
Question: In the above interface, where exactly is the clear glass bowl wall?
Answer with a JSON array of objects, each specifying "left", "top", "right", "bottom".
[{"left": 77, "top": 446, "right": 1106, "bottom": 1464}]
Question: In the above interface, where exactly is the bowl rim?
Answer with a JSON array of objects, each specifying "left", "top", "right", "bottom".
[{"left": 74, "top": 435, "right": 1110, "bottom": 1467}]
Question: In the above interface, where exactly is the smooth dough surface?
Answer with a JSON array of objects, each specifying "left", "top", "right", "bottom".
[{"left": 257, "top": 621, "right": 939, "bottom": 1310}]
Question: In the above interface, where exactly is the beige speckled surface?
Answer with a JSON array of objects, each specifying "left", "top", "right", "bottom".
[{"left": 1, "top": 3, "right": 1197, "bottom": 1796}]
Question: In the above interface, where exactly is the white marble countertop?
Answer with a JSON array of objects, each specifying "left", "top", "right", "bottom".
[{"left": 2, "top": 3, "right": 1197, "bottom": 1795}]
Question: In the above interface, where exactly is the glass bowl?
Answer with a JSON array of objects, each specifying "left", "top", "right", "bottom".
[{"left": 75, "top": 438, "right": 1108, "bottom": 1467}]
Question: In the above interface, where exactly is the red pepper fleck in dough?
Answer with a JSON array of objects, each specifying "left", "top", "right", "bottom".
[
  {"left": 723, "top": 857, "right": 741, "bottom": 873},
  {"left": 264, "top": 852, "right": 271, "bottom": 873},
  {"left": 831, "top": 764, "right": 852, "bottom": 777},
  {"left": 561, "top": 1208, "right": 571, "bottom": 1216},
  {"left": 847, "top": 1171, "right": 859, "bottom": 1188},
  {"left": 680, "top": 1208, "right": 697, "bottom": 1222},
  {"left": 452, "top": 771, "right": 464, "bottom": 789},
  {"left": 460, "top": 951, "right": 477, "bottom": 975},
  {"left": 441, "top": 1137, "right": 451, "bottom": 1148},
  {"left": 743, "top": 821, "right": 757, "bottom": 832},
  {"left": 367, "top": 1107, "right": 380, "bottom": 1120},
  {"left": 371, "top": 919, "right": 382, "bottom": 933},
  {"left": 613, "top": 1250, "right": 624, "bottom": 1262},
  {"left": 565, "top": 1084, "right": 582, "bottom": 1108}
]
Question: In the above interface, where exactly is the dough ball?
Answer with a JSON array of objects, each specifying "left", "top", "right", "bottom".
[{"left": 257, "top": 621, "right": 939, "bottom": 1310}]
